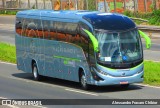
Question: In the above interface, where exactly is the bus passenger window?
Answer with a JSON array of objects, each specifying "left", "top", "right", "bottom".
[
  {"left": 43, "top": 21, "right": 50, "bottom": 39},
  {"left": 50, "top": 21, "right": 57, "bottom": 40},
  {"left": 22, "top": 19, "right": 29, "bottom": 37},
  {"left": 16, "top": 18, "right": 22, "bottom": 36},
  {"left": 56, "top": 22, "right": 66, "bottom": 41},
  {"left": 27, "top": 19, "right": 38, "bottom": 38},
  {"left": 36, "top": 20, "right": 43, "bottom": 38},
  {"left": 65, "top": 34, "right": 72, "bottom": 42}
]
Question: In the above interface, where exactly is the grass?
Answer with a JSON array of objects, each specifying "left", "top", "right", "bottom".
[
  {"left": 0, "top": 42, "right": 16, "bottom": 63},
  {"left": 0, "top": 10, "right": 17, "bottom": 15},
  {"left": 144, "top": 61, "right": 160, "bottom": 86},
  {"left": 0, "top": 42, "right": 160, "bottom": 86}
]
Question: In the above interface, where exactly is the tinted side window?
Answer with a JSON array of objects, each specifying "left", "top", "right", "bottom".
[
  {"left": 64, "top": 23, "right": 78, "bottom": 35},
  {"left": 77, "top": 33, "right": 89, "bottom": 59},
  {"left": 16, "top": 17, "right": 22, "bottom": 36},
  {"left": 50, "top": 21, "right": 57, "bottom": 40},
  {"left": 36, "top": 20, "right": 43, "bottom": 38},
  {"left": 43, "top": 20, "right": 50, "bottom": 39},
  {"left": 56, "top": 22, "right": 66, "bottom": 41},
  {"left": 27, "top": 19, "right": 38, "bottom": 38},
  {"left": 79, "top": 22, "right": 91, "bottom": 32},
  {"left": 21, "top": 18, "right": 29, "bottom": 37}
]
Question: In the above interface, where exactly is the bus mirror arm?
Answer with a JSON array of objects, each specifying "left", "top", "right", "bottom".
[{"left": 138, "top": 30, "right": 151, "bottom": 49}]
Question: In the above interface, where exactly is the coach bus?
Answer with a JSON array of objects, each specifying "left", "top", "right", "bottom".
[{"left": 15, "top": 10, "right": 151, "bottom": 89}]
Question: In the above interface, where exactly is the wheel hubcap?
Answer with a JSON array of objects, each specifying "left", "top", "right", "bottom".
[
  {"left": 81, "top": 75, "right": 86, "bottom": 87},
  {"left": 33, "top": 67, "right": 37, "bottom": 78}
]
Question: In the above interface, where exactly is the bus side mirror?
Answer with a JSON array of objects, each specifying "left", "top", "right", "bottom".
[{"left": 138, "top": 30, "right": 151, "bottom": 49}]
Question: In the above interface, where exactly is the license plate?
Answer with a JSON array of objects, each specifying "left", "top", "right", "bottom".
[{"left": 120, "top": 81, "right": 128, "bottom": 84}]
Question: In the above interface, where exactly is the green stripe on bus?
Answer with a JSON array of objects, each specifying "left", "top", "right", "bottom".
[
  {"left": 83, "top": 29, "right": 99, "bottom": 52},
  {"left": 53, "top": 55, "right": 81, "bottom": 62},
  {"left": 138, "top": 30, "right": 151, "bottom": 49},
  {"left": 130, "top": 62, "right": 143, "bottom": 70}
]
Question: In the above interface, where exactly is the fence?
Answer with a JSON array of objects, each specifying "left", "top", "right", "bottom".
[{"left": 0, "top": 0, "right": 160, "bottom": 13}]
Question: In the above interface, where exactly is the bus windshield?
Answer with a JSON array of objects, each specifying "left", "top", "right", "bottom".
[{"left": 95, "top": 29, "right": 143, "bottom": 64}]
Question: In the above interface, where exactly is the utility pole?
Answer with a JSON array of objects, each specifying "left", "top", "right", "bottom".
[
  {"left": 124, "top": 0, "right": 126, "bottom": 11},
  {"left": 60, "top": 0, "right": 62, "bottom": 10},
  {"left": 114, "top": 0, "right": 116, "bottom": 12},
  {"left": 75, "top": 0, "right": 78, "bottom": 10},
  {"left": 35, "top": 0, "right": 38, "bottom": 9},
  {"left": 104, "top": 0, "right": 107, "bottom": 12},
  {"left": 43, "top": 0, "right": 46, "bottom": 9},
  {"left": 85, "top": 0, "right": 88, "bottom": 10},
  {"left": 16, "top": 0, "right": 18, "bottom": 8},
  {"left": 51, "top": 0, "right": 54, "bottom": 10},
  {"left": 68, "top": 0, "right": 70, "bottom": 10},
  {"left": 2, "top": 0, "right": 5, "bottom": 9},
  {"left": 28, "top": 0, "right": 30, "bottom": 9},
  {"left": 144, "top": 0, "right": 147, "bottom": 12},
  {"left": 19, "top": 0, "right": 21, "bottom": 8}
]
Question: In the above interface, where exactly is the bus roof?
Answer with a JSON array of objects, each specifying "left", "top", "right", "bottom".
[
  {"left": 16, "top": 10, "right": 136, "bottom": 31},
  {"left": 16, "top": 10, "right": 98, "bottom": 19},
  {"left": 83, "top": 13, "right": 136, "bottom": 31}
]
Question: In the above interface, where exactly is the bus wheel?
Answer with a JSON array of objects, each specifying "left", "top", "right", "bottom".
[
  {"left": 32, "top": 63, "right": 40, "bottom": 81},
  {"left": 121, "top": 84, "right": 129, "bottom": 89},
  {"left": 80, "top": 72, "right": 89, "bottom": 90}
]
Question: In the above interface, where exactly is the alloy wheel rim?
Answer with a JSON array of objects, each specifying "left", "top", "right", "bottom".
[
  {"left": 33, "top": 67, "right": 37, "bottom": 78},
  {"left": 81, "top": 75, "right": 86, "bottom": 87}
]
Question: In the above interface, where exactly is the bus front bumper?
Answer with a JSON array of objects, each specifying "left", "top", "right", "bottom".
[{"left": 90, "top": 71, "right": 144, "bottom": 86}]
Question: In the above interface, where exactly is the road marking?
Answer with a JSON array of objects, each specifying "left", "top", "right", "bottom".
[
  {"left": 0, "top": 61, "right": 16, "bottom": 65},
  {"left": 9, "top": 76, "right": 64, "bottom": 88},
  {"left": 8, "top": 75, "right": 99, "bottom": 96},
  {"left": 135, "top": 84, "right": 160, "bottom": 89},
  {"left": 65, "top": 88, "right": 99, "bottom": 96}
]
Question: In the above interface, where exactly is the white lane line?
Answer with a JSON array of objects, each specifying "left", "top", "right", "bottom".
[
  {"left": 0, "top": 61, "right": 16, "bottom": 65},
  {"left": 135, "top": 84, "right": 160, "bottom": 89},
  {"left": 9, "top": 76, "right": 64, "bottom": 88},
  {"left": 65, "top": 88, "right": 99, "bottom": 96}
]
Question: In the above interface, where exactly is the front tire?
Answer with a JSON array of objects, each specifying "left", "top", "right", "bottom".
[
  {"left": 80, "top": 72, "right": 89, "bottom": 90},
  {"left": 32, "top": 63, "right": 40, "bottom": 81}
]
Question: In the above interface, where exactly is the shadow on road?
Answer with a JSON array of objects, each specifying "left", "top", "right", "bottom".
[{"left": 12, "top": 72, "right": 143, "bottom": 93}]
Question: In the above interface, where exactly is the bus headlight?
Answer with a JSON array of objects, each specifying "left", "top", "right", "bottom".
[
  {"left": 137, "top": 67, "right": 143, "bottom": 74},
  {"left": 99, "top": 70, "right": 108, "bottom": 75},
  {"left": 96, "top": 68, "right": 108, "bottom": 76}
]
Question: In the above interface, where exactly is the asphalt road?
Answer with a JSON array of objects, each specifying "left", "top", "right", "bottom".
[{"left": 0, "top": 62, "right": 160, "bottom": 108}]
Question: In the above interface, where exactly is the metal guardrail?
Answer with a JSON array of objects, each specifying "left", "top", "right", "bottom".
[{"left": 137, "top": 25, "right": 160, "bottom": 31}]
